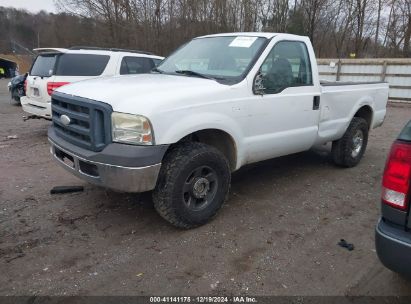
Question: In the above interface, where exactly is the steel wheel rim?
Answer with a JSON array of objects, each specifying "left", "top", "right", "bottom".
[
  {"left": 351, "top": 129, "right": 364, "bottom": 158},
  {"left": 182, "top": 165, "right": 218, "bottom": 211}
]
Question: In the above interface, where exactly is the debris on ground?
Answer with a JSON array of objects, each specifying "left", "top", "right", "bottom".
[
  {"left": 50, "top": 186, "right": 84, "bottom": 195},
  {"left": 210, "top": 281, "right": 220, "bottom": 289},
  {"left": 5, "top": 253, "right": 25, "bottom": 263},
  {"left": 338, "top": 239, "right": 354, "bottom": 251}
]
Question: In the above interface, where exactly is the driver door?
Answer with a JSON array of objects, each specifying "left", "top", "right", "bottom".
[{"left": 245, "top": 40, "right": 321, "bottom": 163}]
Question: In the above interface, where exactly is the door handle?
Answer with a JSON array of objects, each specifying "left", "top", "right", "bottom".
[{"left": 313, "top": 96, "right": 320, "bottom": 110}]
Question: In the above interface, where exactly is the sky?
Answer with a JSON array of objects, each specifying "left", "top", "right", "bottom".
[{"left": 0, "top": 0, "right": 57, "bottom": 13}]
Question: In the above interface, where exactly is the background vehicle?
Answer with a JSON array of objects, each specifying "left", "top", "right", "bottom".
[
  {"left": 0, "top": 67, "right": 5, "bottom": 78},
  {"left": 21, "top": 47, "right": 163, "bottom": 119},
  {"left": 48, "top": 33, "right": 389, "bottom": 228},
  {"left": 8, "top": 73, "right": 27, "bottom": 104},
  {"left": 376, "top": 120, "right": 411, "bottom": 278}
]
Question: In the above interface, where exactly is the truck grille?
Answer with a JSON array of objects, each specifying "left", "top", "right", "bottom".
[{"left": 51, "top": 92, "right": 113, "bottom": 152}]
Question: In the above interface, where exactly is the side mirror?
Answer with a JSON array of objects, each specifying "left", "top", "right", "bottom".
[{"left": 254, "top": 72, "right": 265, "bottom": 95}]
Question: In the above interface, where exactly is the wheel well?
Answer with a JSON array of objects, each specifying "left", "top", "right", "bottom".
[
  {"left": 173, "top": 129, "right": 237, "bottom": 171},
  {"left": 354, "top": 106, "right": 373, "bottom": 129}
]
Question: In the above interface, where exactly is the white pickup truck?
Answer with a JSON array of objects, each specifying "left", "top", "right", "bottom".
[{"left": 48, "top": 32, "right": 388, "bottom": 228}]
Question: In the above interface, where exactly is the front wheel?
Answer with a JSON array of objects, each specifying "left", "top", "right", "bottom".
[
  {"left": 153, "top": 142, "right": 231, "bottom": 229},
  {"left": 331, "top": 117, "right": 369, "bottom": 168}
]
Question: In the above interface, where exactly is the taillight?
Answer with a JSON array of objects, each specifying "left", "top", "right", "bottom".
[
  {"left": 47, "top": 82, "right": 70, "bottom": 96},
  {"left": 382, "top": 141, "right": 411, "bottom": 210},
  {"left": 24, "top": 80, "right": 27, "bottom": 93}
]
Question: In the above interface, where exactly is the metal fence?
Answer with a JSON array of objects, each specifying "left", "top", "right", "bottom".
[{"left": 317, "top": 59, "right": 411, "bottom": 102}]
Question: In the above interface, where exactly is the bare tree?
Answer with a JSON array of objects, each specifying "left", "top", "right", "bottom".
[
  {"left": 261, "top": 0, "right": 289, "bottom": 32},
  {"left": 401, "top": 0, "right": 411, "bottom": 56},
  {"left": 0, "top": 0, "right": 407, "bottom": 58},
  {"left": 374, "top": 0, "right": 383, "bottom": 56}
]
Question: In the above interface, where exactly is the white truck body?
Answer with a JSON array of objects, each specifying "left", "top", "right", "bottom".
[
  {"left": 49, "top": 32, "right": 388, "bottom": 228},
  {"left": 56, "top": 33, "right": 387, "bottom": 169}
]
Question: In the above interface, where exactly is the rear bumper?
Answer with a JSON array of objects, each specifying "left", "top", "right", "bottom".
[
  {"left": 21, "top": 96, "right": 51, "bottom": 119},
  {"left": 375, "top": 219, "right": 411, "bottom": 278},
  {"left": 48, "top": 127, "right": 168, "bottom": 193}
]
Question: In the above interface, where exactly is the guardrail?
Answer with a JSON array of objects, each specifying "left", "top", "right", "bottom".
[{"left": 317, "top": 59, "right": 411, "bottom": 102}]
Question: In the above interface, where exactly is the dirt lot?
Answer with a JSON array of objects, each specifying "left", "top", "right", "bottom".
[{"left": 1, "top": 78, "right": 411, "bottom": 296}]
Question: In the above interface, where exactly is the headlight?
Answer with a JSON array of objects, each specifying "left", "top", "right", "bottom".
[{"left": 111, "top": 112, "right": 153, "bottom": 145}]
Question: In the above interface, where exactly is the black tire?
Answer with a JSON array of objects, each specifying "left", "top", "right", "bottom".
[
  {"left": 153, "top": 142, "right": 231, "bottom": 229},
  {"left": 10, "top": 88, "right": 21, "bottom": 104},
  {"left": 331, "top": 117, "right": 369, "bottom": 168}
]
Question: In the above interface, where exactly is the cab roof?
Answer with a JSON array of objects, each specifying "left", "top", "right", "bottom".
[
  {"left": 33, "top": 47, "right": 163, "bottom": 59},
  {"left": 197, "top": 32, "right": 307, "bottom": 40}
]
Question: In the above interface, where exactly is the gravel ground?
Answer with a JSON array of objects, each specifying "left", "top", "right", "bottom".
[{"left": 1, "top": 78, "right": 411, "bottom": 296}]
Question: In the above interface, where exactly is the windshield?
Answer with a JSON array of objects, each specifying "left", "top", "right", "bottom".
[
  {"left": 30, "top": 54, "right": 58, "bottom": 77},
  {"left": 157, "top": 36, "right": 267, "bottom": 83}
]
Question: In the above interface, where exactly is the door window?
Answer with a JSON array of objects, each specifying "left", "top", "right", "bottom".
[
  {"left": 54, "top": 54, "right": 110, "bottom": 76},
  {"left": 120, "top": 57, "right": 155, "bottom": 75},
  {"left": 153, "top": 58, "right": 163, "bottom": 66},
  {"left": 258, "top": 41, "right": 313, "bottom": 94}
]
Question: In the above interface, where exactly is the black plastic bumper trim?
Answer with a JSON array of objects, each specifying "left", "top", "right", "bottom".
[{"left": 375, "top": 219, "right": 411, "bottom": 278}]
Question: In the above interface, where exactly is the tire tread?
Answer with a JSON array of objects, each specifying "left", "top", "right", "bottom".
[
  {"left": 332, "top": 117, "right": 369, "bottom": 168},
  {"left": 153, "top": 142, "right": 230, "bottom": 229}
]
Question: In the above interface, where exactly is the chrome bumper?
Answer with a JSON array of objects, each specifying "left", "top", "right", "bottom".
[{"left": 49, "top": 140, "right": 161, "bottom": 193}]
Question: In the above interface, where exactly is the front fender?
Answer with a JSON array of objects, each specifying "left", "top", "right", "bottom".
[{"left": 153, "top": 112, "right": 245, "bottom": 169}]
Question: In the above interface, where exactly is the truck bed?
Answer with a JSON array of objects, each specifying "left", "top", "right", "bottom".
[{"left": 316, "top": 81, "right": 389, "bottom": 145}]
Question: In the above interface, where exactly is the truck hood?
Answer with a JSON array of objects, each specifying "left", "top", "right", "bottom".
[{"left": 56, "top": 74, "right": 237, "bottom": 115}]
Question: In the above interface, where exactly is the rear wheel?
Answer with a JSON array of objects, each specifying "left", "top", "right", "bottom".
[
  {"left": 153, "top": 142, "right": 231, "bottom": 229},
  {"left": 12, "top": 87, "right": 22, "bottom": 103},
  {"left": 332, "top": 117, "right": 369, "bottom": 168}
]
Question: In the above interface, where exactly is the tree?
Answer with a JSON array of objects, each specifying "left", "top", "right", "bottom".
[{"left": 0, "top": 0, "right": 408, "bottom": 58}]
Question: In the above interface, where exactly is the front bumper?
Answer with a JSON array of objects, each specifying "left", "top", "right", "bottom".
[
  {"left": 48, "top": 127, "right": 168, "bottom": 193},
  {"left": 21, "top": 96, "right": 52, "bottom": 119},
  {"left": 375, "top": 219, "right": 411, "bottom": 278}
]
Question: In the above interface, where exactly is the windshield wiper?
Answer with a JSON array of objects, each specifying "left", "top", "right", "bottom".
[{"left": 175, "top": 70, "right": 221, "bottom": 81}]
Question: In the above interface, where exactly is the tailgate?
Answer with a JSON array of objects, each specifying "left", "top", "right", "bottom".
[{"left": 26, "top": 75, "right": 54, "bottom": 102}]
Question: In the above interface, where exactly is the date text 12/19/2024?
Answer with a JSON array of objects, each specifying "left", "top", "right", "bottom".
[{"left": 150, "top": 297, "right": 257, "bottom": 303}]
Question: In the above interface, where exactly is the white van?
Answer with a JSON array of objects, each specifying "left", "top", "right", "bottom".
[{"left": 21, "top": 47, "right": 163, "bottom": 119}]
